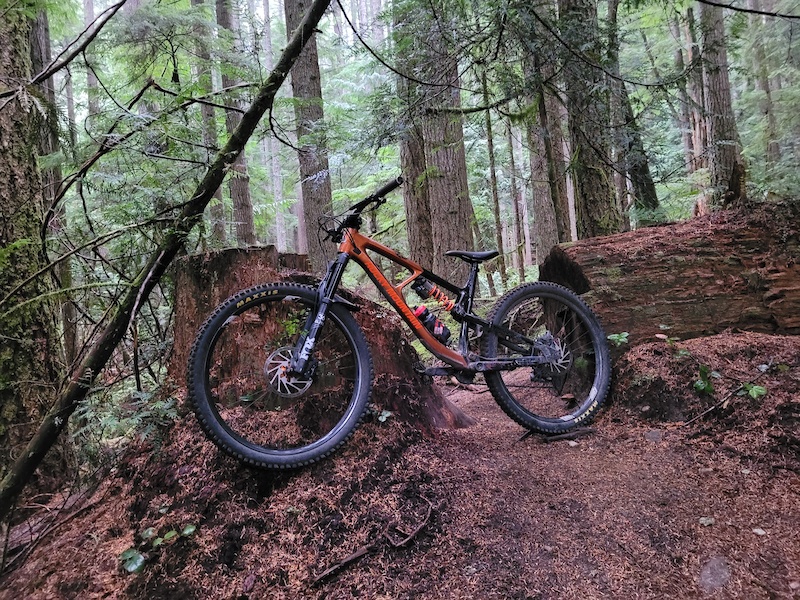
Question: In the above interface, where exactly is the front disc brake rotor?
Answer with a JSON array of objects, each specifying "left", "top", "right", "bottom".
[{"left": 264, "top": 347, "right": 313, "bottom": 398}]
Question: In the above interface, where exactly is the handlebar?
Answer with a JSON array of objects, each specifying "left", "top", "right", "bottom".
[
  {"left": 347, "top": 176, "right": 404, "bottom": 214},
  {"left": 322, "top": 175, "right": 404, "bottom": 242},
  {"left": 370, "top": 176, "right": 404, "bottom": 201}
]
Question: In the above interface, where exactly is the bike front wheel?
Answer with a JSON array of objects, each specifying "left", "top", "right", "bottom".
[
  {"left": 481, "top": 282, "right": 611, "bottom": 434},
  {"left": 187, "top": 283, "right": 373, "bottom": 468}
]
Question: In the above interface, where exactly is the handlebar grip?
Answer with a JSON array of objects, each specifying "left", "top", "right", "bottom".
[{"left": 370, "top": 176, "right": 404, "bottom": 199}]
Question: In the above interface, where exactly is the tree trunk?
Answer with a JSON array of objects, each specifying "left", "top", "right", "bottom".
[
  {"left": 558, "top": 0, "right": 623, "bottom": 238},
  {"left": 262, "top": 0, "right": 288, "bottom": 252},
  {"left": 539, "top": 202, "right": 800, "bottom": 351},
  {"left": 527, "top": 120, "right": 559, "bottom": 264},
  {"left": 506, "top": 123, "right": 526, "bottom": 282},
  {"left": 700, "top": 1, "right": 746, "bottom": 207},
  {"left": 669, "top": 19, "right": 697, "bottom": 173},
  {"left": 482, "top": 73, "right": 508, "bottom": 289},
  {"left": 685, "top": 8, "right": 708, "bottom": 172},
  {"left": 0, "top": 8, "right": 71, "bottom": 502},
  {"left": 284, "top": 0, "right": 333, "bottom": 273},
  {"left": 394, "top": 2, "right": 434, "bottom": 270},
  {"left": 515, "top": 1, "right": 571, "bottom": 244},
  {"left": 399, "top": 121, "right": 435, "bottom": 270},
  {"left": 608, "top": 0, "right": 661, "bottom": 227},
  {"left": 747, "top": 0, "right": 781, "bottom": 170},
  {"left": 192, "top": 0, "right": 226, "bottom": 247},
  {"left": 510, "top": 127, "right": 534, "bottom": 266},
  {"left": 420, "top": 102, "right": 474, "bottom": 283},
  {"left": 83, "top": 0, "right": 99, "bottom": 115},
  {"left": 217, "top": 0, "right": 257, "bottom": 246}
]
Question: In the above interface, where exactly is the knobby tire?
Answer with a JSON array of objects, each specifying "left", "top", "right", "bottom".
[
  {"left": 187, "top": 283, "right": 373, "bottom": 469},
  {"left": 481, "top": 282, "right": 611, "bottom": 434}
]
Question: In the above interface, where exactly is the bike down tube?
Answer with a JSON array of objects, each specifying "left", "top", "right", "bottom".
[{"left": 338, "top": 229, "right": 470, "bottom": 370}]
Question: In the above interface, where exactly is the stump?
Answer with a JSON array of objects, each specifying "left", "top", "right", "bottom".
[
  {"left": 169, "top": 247, "right": 473, "bottom": 431},
  {"left": 539, "top": 200, "right": 800, "bottom": 348}
]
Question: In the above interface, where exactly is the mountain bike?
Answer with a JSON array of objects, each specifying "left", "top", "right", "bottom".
[{"left": 187, "top": 176, "right": 611, "bottom": 468}]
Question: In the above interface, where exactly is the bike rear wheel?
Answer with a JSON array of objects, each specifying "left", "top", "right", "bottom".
[
  {"left": 187, "top": 283, "right": 372, "bottom": 468},
  {"left": 481, "top": 282, "right": 611, "bottom": 433}
]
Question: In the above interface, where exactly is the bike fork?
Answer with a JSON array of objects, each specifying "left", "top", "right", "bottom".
[{"left": 290, "top": 252, "right": 349, "bottom": 375}]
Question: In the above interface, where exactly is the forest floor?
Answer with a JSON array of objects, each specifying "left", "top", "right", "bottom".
[{"left": 1, "top": 331, "right": 799, "bottom": 599}]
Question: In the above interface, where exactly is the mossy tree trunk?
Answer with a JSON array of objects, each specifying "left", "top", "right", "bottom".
[
  {"left": 0, "top": 0, "right": 334, "bottom": 522},
  {"left": 0, "top": 6, "right": 71, "bottom": 498}
]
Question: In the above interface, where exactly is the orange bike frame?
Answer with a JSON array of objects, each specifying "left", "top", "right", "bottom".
[{"left": 338, "top": 228, "right": 470, "bottom": 370}]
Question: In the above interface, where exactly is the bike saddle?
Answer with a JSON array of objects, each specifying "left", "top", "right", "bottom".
[{"left": 445, "top": 250, "right": 499, "bottom": 263}]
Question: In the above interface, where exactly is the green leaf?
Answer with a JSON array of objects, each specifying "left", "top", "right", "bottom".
[
  {"left": 140, "top": 527, "right": 157, "bottom": 540},
  {"left": 163, "top": 530, "right": 178, "bottom": 542},
  {"left": 181, "top": 524, "right": 197, "bottom": 537},
  {"left": 152, "top": 537, "right": 164, "bottom": 548},
  {"left": 747, "top": 385, "right": 767, "bottom": 399},
  {"left": 120, "top": 548, "right": 146, "bottom": 573},
  {"left": 607, "top": 332, "right": 629, "bottom": 347}
]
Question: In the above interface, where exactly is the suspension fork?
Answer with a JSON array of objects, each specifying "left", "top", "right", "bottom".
[{"left": 290, "top": 252, "right": 350, "bottom": 375}]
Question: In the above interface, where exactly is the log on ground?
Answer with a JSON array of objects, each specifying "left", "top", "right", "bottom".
[{"left": 539, "top": 200, "right": 800, "bottom": 347}]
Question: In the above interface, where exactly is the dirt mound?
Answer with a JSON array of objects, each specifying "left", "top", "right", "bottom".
[
  {"left": 1, "top": 332, "right": 799, "bottom": 599},
  {"left": 614, "top": 332, "right": 800, "bottom": 467}
]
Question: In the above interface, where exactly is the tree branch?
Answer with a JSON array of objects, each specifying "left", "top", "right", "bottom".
[
  {"left": 0, "top": 0, "right": 334, "bottom": 523},
  {"left": 695, "top": 0, "right": 799, "bottom": 20},
  {"left": 35, "top": 0, "right": 128, "bottom": 84}
]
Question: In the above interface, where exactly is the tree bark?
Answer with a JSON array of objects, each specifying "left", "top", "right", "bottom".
[
  {"left": 527, "top": 119, "right": 559, "bottom": 264},
  {"left": 700, "top": 1, "right": 746, "bottom": 207},
  {"left": 0, "top": 7, "right": 72, "bottom": 502},
  {"left": 506, "top": 123, "right": 526, "bottom": 281},
  {"left": 217, "top": 0, "right": 257, "bottom": 246},
  {"left": 685, "top": 8, "right": 708, "bottom": 173},
  {"left": 399, "top": 121, "right": 435, "bottom": 270},
  {"left": 558, "top": 0, "right": 623, "bottom": 238},
  {"left": 262, "top": 0, "right": 288, "bottom": 252},
  {"left": 539, "top": 202, "right": 800, "bottom": 350},
  {"left": 419, "top": 28, "right": 474, "bottom": 283},
  {"left": 192, "top": 0, "right": 226, "bottom": 246},
  {"left": 482, "top": 73, "right": 508, "bottom": 288},
  {"left": 669, "top": 19, "right": 697, "bottom": 174},
  {"left": 0, "top": 0, "right": 333, "bottom": 522},
  {"left": 747, "top": 0, "right": 781, "bottom": 170},
  {"left": 284, "top": 0, "right": 333, "bottom": 273}
]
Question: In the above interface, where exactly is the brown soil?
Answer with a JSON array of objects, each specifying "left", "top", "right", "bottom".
[{"left": 2, "top": 332, "right": 799, "bottom": 599}]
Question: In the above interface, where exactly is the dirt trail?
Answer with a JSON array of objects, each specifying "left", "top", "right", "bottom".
[{"left": 1, "top": 333, "right": 799, "bottom": 599}]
